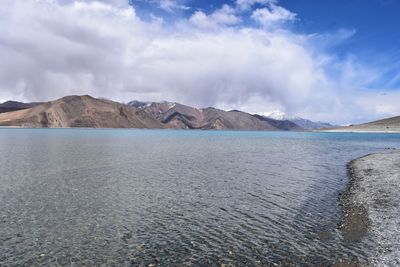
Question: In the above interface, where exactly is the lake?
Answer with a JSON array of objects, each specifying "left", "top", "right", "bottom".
[{"left": 1, "top": 129, "right": 399, "bottom": 266}]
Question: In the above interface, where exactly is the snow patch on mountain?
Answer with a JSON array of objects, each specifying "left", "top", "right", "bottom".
[{"left": 263, "top": 110, "right": 335, "bottom": 130}]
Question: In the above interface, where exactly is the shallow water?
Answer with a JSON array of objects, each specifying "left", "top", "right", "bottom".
[{"left": 0, "top": 129, "right": 399, "bottom": 266}]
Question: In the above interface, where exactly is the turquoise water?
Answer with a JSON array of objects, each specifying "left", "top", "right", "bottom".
[{"left": 1, "top": 129, "right": 399, "bottom": 266}]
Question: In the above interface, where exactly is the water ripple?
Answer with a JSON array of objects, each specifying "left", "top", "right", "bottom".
[{"left": 1, "top": 129, "right": 400, "bottom": 266}]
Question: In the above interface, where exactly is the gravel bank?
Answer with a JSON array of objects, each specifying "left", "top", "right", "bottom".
[{"left": 340, "top": 151, "right": 400, "bottom": 265}]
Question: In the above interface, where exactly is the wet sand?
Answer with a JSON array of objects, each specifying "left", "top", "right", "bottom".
[{"left": 339, "top": 151, "right": 400, "bottom": 265}]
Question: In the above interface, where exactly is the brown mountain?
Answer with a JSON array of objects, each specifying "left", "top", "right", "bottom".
[
  {"left": 0, "top": 95, "right": 164, "bottom": 128},
  {"left": 323, "top": 116, "right": 400, "bottom": 132},
  {"left": 0, "top": 95, "right": 303, "bottom": 130},
  {"left": 135, "top": 101, "right": 302, "bottom": 131}
]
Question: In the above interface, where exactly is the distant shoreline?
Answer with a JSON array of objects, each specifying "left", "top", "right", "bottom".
[
  {"left": 1, "top": 126, "right": 400, "bottom": 134},
  {"left": 317, "top": 129, "right": 400, "bottom": 133},
  {"left": 339, "top": 150, "right": 400, "bottom": 265},
  {"left": 2, "top": 126, "right": 400, "bottom": 134},
  {"left": 0, "top": 126, "right": 22, "bottom": 128},
  {"left": 0, "top": 126, "right": 298, "bottom": 131}
]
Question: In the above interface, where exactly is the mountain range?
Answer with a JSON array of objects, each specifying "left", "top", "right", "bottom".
[
  {"left": 0, "top": 95, "right": 301, "bottom": 131},
  {"left": 128, "top": 101, "right": 302, "bottom": 131},
  {"left": 1, "top": 95, "right": 398, "bottom": 132}
]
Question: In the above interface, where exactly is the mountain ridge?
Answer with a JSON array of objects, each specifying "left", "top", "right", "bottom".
[
  {"left": 263, "top": 110, "right": 335, "bottom": 130},
  {"left": 0, "top": 101, "right": 42, "bottom": 114},
  {"left": 128, "top": 101, "right": 303, "bottom": 131}
]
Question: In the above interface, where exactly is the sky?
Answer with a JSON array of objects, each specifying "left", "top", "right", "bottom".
[{"left": 1, "top": 0, "right": 400, "bottom": 124}]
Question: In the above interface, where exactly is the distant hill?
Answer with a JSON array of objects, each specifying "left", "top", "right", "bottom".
[
  {"left": 324, "top": 116, "right": 400, "bottom": 132},
  {"left": 0, "top": 101, "right": 41, "bottom": 114},
  {"left": 0, "top": 95, "right": 164, "bottom": 128},
  {"left": 289, "top": 118, "right": 335, "bottom": 130}
]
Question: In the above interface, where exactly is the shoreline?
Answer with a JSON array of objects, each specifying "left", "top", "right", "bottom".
[
  {"left": 318, "top": 129, "right": 400, "bottom": 134},
  {"left": 1, "top": 126, "right": 400, "bottom": 134},
  {"left": 339, "top": 151, "right": 400, "bottom": 265},
  {"left": 0, "top": 126, "right": 23, "bottom": 128},
  {"left": 339, "top": 157, "right": 371, "bottom": 242}
]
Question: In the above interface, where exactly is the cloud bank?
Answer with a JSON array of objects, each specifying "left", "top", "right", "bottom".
[{"left": 0, "top": 0, "right": 398, "bottom": 124}]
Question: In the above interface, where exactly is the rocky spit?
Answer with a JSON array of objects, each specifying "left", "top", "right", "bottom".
[{"left": 340, "top": 151, "right": 400, "bottom": 266}]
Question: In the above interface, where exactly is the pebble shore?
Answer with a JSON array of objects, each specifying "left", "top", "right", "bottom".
[{"left": 340, "top": 151, "right": 400, "bottom": 265}]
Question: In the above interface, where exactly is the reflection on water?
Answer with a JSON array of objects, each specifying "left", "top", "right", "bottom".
[{"left": 0, "top": 129, "right": 399, "bottom": 266}]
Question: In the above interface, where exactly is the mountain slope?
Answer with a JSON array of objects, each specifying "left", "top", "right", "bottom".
[
  {"left": 200, "top": 109, "right": 278, "bottom": 130},
  {"left": 251, "top": 114, "right": 303, "bottom": 131},
  {"left": 0, "top": 95, "right": 165, "bottom": 128},
  {"left": 140, "top": 102, "right": 204, "bottom": 129}
]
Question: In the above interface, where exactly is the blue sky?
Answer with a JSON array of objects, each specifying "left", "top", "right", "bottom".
[
  {"left": 131, "top": 0, "right": 400, "bottom": 89},
  {"left": 141, "top": 0, "right": 400, "bottom": 55},
  {"left": 1, "top": 0, "right": 400, "bottom": 123},
  {"left": 283, "top": 0, "right": 400, "bottom": 88}
]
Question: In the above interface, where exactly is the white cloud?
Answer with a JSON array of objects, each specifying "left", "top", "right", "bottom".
[
  {"left": 355, "top": 91, "right": 400, "bottom": 122},
  {"left": 59, "top": 0, "right": 131, "bottom": 8},
  {"left": 235, "top": 0, "right": 276, "bottom": 11},
  {"left": 251, "top": 5, "right": 296, "bottom": 26},
  {"left": 157, "top": 0, "right": 190, "bottom": 13},
  {"left": 0, "top": 0, "right": 398, "bottom": 124},
  {"left": 189, "top": 5, "right": 241, "bottom": 29},
  {"left": 210, "top": 5, "right": 242, "bottom": 25}
]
